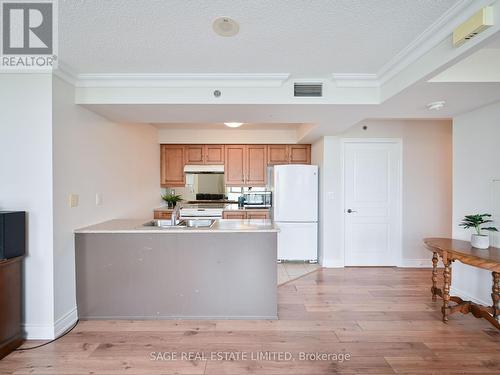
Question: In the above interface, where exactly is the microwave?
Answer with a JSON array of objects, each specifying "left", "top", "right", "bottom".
[{"left": 243, "top": 192, "right": 272, "bottom": 208}]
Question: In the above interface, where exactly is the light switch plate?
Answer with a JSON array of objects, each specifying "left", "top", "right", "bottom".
[
  {"left": 69, "top": 194, "right": 79, "bottom": 208},
  {"left": 327, "top": 192, "right": 335, "bottom": 200}
]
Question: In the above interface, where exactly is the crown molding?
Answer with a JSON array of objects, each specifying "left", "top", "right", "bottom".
[
  {"left": 53, "top": 1, "right": 494, "bottom": 97},
  {"left": 332, "top": 0, "right": 494, "bottom": 88},
  {"left": 332, "top": 73, "right": 379, "bottom": 88},
  {"left": 376, "top": 0, "right": 493, "bottom": 85},
  {"left": 53, "top": 64, "right": 290, "bottom": 88},
  {"left": 53, "top": 61, "right": 78, "bottom": 85}
]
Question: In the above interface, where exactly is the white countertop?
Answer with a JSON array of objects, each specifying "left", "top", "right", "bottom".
[{"left": 74, "top": 219, "right": 279, "bottom": 234}]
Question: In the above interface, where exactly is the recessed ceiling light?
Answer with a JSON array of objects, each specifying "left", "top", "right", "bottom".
[
  {"left": 224, "top": 122, "right": 243, "bottom": 128},
  {"left": 426, "top": 101, "right": 446, "bottom": 111},
  {"left": 213, "top": 17, "right": 239, "bottom": 37}
]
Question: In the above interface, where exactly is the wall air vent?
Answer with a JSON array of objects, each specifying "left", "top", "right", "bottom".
[
  {"left": 294, "top": 83, "right": 323, "bottom": 97},
  {"left": 453, "top": 6, "right": 494, "bottom": 47}
]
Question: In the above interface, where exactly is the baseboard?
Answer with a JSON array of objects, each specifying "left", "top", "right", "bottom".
[
  {"left": 399, "top": 258, "right": 439, "bottom": 268},
  {"left": 80, "top": 315, "right": 278, "bottom": 320},
  {"left": 54, "top": 306, "right": 78, "bottom": 338},
  {"left": 450, "top": 286, "right": 490, "bottom": 306},
  {"left": 23, "top": 323, "right": 55, "bottom": 340},
  {"left": 321, "top": 259, "right": 344, "bottom": 268},
  {"left": 24, "top": 306, "right": 78, "bottom": 340}
]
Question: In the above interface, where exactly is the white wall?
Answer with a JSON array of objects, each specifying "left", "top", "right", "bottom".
[
  {"left": 315, "top": 119, "right": 452, "bottom": 267},
  {"left": 52, "top": 76, "right": 162, "bottom": 331},
  {"left": 452, "top": 101, "right": 500, "bottom": 305},
  {"left": 0, "top": 74, "right": 55, "bottom": 339}
]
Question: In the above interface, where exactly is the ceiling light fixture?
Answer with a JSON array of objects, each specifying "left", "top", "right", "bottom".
[
  {"left": 224, "top": 122, "right": 243, "bottom": 128},
  {"left": 213, "top": 17, "right": 239, "bottom": 37},
  {"left": 426, "top": 101, "right": 446, "bottom": 111}
]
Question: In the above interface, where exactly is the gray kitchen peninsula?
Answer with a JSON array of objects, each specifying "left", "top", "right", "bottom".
[{"left": 74, "top": 219, "right": 278, "bottom": 320}]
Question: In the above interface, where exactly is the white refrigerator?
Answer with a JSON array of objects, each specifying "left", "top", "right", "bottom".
[{"left": 268, "top": 165, "right": 318, "bottom": 261}]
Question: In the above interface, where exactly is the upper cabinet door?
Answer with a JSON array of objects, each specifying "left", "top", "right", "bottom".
[
  {"left": 289, "top": 145, "right": 311, "bottom": 164},
  {"left": 185, "top": 145, "right": 205, "bottom": 164},
  {"left": 246, "top": 145, "right": 267, "bottom": 186},
  {"left": 267, "top": 145, "right": 289, "bottom": 165},
  {"left": 225, "top": 145, "right": 246, "bottom": 186},
  {"left": 205, "top": 145, "right": 225, "bottom": 164},
  {"left": 161, "top": 145, "right": 185, "bottom": 187}
]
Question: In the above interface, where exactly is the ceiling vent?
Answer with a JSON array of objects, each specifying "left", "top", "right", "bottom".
[
  {"left": 294, "top": 83, "right": 323, "bottom": 97},
  {"left": 453, "top": 6, "right": 494, "bottom": 47}
]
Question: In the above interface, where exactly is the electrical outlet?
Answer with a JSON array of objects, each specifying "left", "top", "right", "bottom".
[
  {"left": 69, "top": 194, "right": 79, "bottom": 208},
  {"left": 96, "top": 193, "right": 103, "bottom": 206}
]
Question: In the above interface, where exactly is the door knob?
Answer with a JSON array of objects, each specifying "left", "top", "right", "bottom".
[{"left": 347, "top": 209, "right": 357, "bottom": 213}]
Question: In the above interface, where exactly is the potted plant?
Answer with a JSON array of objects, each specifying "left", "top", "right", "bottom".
[
  {"left": 459, "top": 214, "right": 498, "bottom": 249},
  {"left": 161, "top": 193, "right": 183, "bottom": 208}
]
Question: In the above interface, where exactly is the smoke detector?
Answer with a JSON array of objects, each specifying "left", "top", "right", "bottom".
[
  {"left": 426, "top": 101, "right": 446, "bottom": 111},
  {"left": 213, "top": 17, "right": 239, "bottom": 37}
]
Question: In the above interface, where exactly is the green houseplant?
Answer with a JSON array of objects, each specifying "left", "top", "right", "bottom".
[
  {"left": 161, "top": 193, "right": 183, "bottom": 208},
  {"left": 459, "top": 214, "right": 498, "bottom": 249}
]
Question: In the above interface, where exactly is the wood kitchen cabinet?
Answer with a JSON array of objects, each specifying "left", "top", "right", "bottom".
[
  {"left": 185, "top": 145, "right": 225, "bottom": 165},
  {"left": 222, "top": 211, "right": 247, "bottom": 219},
  {"left": 267, "top": 145, "right": 289, "bottom": 165},
  {"left": 161, "top": 143, "right": 310, "bottom": 187},
  {"left": 161, "top": 145, "right": 185, "bottom": 187},
  {"left": 267, "top": 144, "right": 311, "bottom": 165},
  {"left": 153, "top": 211, "right": 172, "bottom": 220},
  {"left": 246, "top": 145, "right": 267, "bottom": 186},
  {"left": 205, "top": 145, "right": 225, "bottom": 164},
  {"left": 246, "top": 210, "right": 270, "bottom": 220},
  {"left": 223, "top": 209, "right": 270, "bottom": 220},
  {"left": 225, "top": 145, "right": 267, "bottom": 186},
  {"left": 225, "top": 145, "right": 246, "bottom": 185},
  {"left": 289, "top": 144, "right": 311, "bottom": 164},
  {"left": 185, "top": 145, "right": 204, "bottom": 164}
]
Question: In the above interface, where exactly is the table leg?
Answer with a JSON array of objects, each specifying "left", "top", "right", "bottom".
[
  {"left": 431, "top": 252, "right": 438, "bottom": 301},
  {"left": 493, "top": 272, "right": 500, "bottom": 324},
  {"left": 442, "top": 259, "right": 452, "bottom": 323}
]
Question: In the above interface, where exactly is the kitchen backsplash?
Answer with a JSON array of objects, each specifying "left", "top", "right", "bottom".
[{"left": 162, "top": 185, "right": 270, "bottom": 202}]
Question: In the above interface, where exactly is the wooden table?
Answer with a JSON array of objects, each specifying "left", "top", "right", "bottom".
[{"left": 424, "top": 238, "right": 500, "bottom": 329}]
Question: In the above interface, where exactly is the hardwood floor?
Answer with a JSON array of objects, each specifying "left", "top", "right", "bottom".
[
  {"left": 277, "top": 262, "right": 320, "bottom": 285},
  {"left": 1, "top": 268, "right": 499, "bottom": 374}
]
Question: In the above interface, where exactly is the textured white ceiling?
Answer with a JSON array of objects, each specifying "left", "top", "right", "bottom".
[{"left": 59, "top": 0, "right": 459, "bottom": 74}]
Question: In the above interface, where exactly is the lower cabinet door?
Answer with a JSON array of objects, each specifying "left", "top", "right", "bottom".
[
  {"left": 246, "top": 211, "right": 270, "bottom": 220},
  {"left": 222, "top": 211, "right": 247, "bottom": 219},
  {"left": 154, "top": 211, "right": 172, "bottom": 219},
  {"left": 276, "top": 222, "right": 317, "bottom": 261}
]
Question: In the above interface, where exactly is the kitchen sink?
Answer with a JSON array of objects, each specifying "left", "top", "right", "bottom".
[
  {"left": 142, "top": 219, "right": 186, "bottom": 228},
  {"left": 141, "top": 219, "right": 215, "bottom": 229},
  {"left": 179, "top": 219, "right": 216, "bottom": 228}
]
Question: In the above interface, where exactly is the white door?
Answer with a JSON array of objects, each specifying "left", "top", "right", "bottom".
[
  {"left": 344, "top": 141, "right": 401, "bottom": 266},
  {"left": 277, "top": 222, "right": 318, "bottom": 261},
  {"left": 273, "top": 165, "right": 318, "bottom": 222}
]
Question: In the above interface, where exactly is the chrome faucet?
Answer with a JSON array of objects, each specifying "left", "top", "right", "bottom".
[{"left": 171, "top": 204, "right": 181, "bottom": 226}]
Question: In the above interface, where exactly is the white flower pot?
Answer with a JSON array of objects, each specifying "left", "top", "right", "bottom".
[{"left": 471, "top": 234, "right": 489, "bottom": 249}]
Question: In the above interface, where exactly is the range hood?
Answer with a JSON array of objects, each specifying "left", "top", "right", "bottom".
[{"left": 183, "top": 165, "right": 225, "bottom": 174}]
